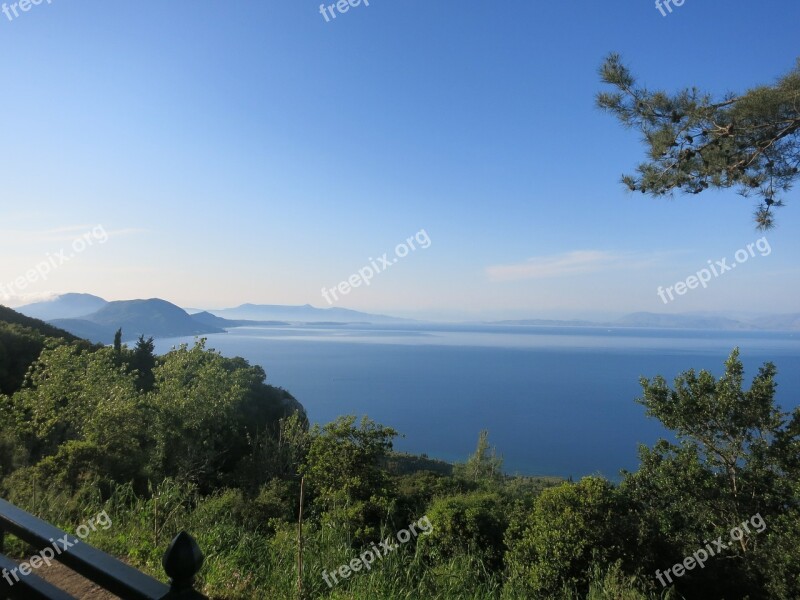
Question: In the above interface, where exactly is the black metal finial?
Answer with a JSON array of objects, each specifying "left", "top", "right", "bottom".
[{"left": 162, "top": 531, "right": 204, "bottom": 594}]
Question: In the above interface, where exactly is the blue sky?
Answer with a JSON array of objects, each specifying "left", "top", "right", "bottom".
[{"left": 1, "top": 0, "right": 798, "bottom": 320}]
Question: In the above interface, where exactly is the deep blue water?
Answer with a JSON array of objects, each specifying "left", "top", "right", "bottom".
[{"left": 153, "top": 325, "right": 800, "bottom": 479}]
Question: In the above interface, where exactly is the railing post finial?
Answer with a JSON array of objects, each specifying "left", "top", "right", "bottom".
[{"left": 162, "top": 531, "right": 204, "bottom": 596}]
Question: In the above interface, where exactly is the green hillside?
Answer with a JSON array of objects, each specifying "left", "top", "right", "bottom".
[
  {"left": 0, "top": 305, "right": 91, "bottom": 396},
  {"left": 49, "top": 298, "right": 224, "bottom": 344}
]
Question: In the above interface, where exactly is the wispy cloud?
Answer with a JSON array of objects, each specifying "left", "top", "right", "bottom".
[
  {"left": 0, "top": 291, "right": 61, "bottom": 307},
  {"left": 486, "top": 250, "right": 656, "bottom": 282},
  {"left": 0, "top": 226, "right": 147, "bottom": 244}
]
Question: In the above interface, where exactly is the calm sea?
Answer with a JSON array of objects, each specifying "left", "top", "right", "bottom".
[{"left": 153, "top": 325, "right": 800, "bottom": 479}]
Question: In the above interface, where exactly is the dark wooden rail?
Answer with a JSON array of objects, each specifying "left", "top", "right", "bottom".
[{"left": 0, "top": 498, "right": 206, "bottom": 600}]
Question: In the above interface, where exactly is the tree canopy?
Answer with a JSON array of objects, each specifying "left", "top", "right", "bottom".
[{"left": 598, "top": 54, "right": 800, "bottom": 229}]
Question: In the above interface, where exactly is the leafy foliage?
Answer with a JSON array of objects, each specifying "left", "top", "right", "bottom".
[
  {"left": 459, "top": 429, "right": 504, "bottom": 482},
  {"left": 598, "top": 55, "right": 800, "bottom": 228},
  {"left": 622, "top": 348, "right": 800, "bottom": 598},
  {"left": 418, "top": 491, "right": 507, "bottom": 572},
  {"left": 0, "top": 304, "right": 87, "bottom": 396},
  {"left": 302, "top": 415, "right": 398, "bottom": 544},
  {"left": 0, "top": 302, "right": 797, "bottom": 599},
  {"left": 505, "top": 476, "right": 636, "bottom": 597}
]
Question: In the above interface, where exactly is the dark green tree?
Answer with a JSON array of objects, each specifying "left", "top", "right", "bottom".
[
  {"left": 622, "top": 349, "right": 800, "bottom": 598},
  {"left": 460, "top": 429, "right": 503, "bottom": 483},
  {"left": 418, "top": 491, "right": 507, "bottom": 572},
  {"left": 113, "top": 328, "right": 122, "bottom": 354},
  {"left": 130, "top": 335, "right": 156, "bottom": 392},
  {"left": 504, "top": 476, "right": 637, "bottom": 597},
  {"left": 0, "top": 305, "right": 85, "bottom": 396},
  {"left": 597, "top": 55, "right": 800, "bottom": 229},
  {"left": 1, "top": 344, "right": 152, "bottom": 495},
  {"left": 150, "top": 340, "right": 301, "bottom": 492},
  {"left": 302, "top": 415, "right": 397, "bottom": 544}
]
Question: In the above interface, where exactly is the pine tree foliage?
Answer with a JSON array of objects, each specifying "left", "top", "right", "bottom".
[{"left": 597, "top": 54, "right": 800, "bottom": 229}]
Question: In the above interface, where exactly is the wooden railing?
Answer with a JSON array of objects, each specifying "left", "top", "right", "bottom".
[{"left": 0, "top": 498, "right": 207, "bottom": 600}]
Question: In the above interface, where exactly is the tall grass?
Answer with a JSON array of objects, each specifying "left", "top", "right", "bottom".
[{"left": 3, "top": 479, "right": 660, "bottom": 599}]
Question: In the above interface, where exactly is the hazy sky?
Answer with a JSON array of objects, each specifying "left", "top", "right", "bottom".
[{"left": 1, "top": 0, "right": 799, "bottom": 320}]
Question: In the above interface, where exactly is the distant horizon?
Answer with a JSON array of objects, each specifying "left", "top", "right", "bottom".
[{"left": 6, "top": 291, "right": 798, "bottom": 324}]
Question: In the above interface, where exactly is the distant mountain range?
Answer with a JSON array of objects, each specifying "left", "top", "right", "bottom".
[
  {"left": 492, "top": 318, "right": 597, "bottom": 327},
  {"left": 747, "top": 314, "right": 800, "bottom": 331},
  {"left": 493, "top": 312, "right": 800, "bottom": 331},
  {"left": 14, "top": 295, "right": 412, "bottom": 344},
  {"left": 44, "top": 298, "right": 224, "bottom": 344},
  {"left": 12, "top": 295, "right": 799, "bottom": 345},
  {"left": 19, "top": 293, "right": 109, "bottom": 321},
  {"left": 206, "top": 303, "right": 412, "bottom": 324},
  {"left": 612, "top": 312, "right": 755, "bottom": 330}
]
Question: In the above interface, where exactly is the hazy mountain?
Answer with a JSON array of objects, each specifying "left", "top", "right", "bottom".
[
  {"left": 208, "top": 303, "right": 412, "bottom": 324},
  {"left": 190, "top": 311, "right": 289, "bottom": 328},
  {"left": 612, "top": 312, "right": 756, "bottom": 330},
  {"left": 50, "top": 299, "right": 224, "bottom": 344},
  {"left": 747, "top": 313, "right": 800, "bottom": 331},
  {"left": 17, "top": 293, "right": 108, "bottom": 321},
  {"left": 189, "top": 311, "right": 242, "bottom": 328},
  {"left": 486, "top": 312, "right": 800, "bottom": 331},
  {"left": 19, "top": 295, "right": 799, "bottom": 338},
  {"left": 492, "top": 319, "right": 596, "bottom": 327},
  {"left": 46, "top": 318, "right": 122, "bottom": 344}
]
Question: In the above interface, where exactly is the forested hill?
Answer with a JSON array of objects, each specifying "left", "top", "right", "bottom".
[
  {"left": 1, "top": 296, "right": 799, "bottom": 597},
  {"left": 0, "top": 305, "right": 82, "bottom": 340},
  {"left": 0, "top": 305, "right": 93, "bottom": 396},
  {"left": 1, "top": 301, "right": 307, "bottom": 494}
]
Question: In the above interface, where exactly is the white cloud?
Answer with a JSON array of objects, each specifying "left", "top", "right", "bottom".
[
  {"left": 486, "top": 250, "right": 654, "bottom": 282},
  {"left": 0, "top": 291, "right": 60, "bottom": 308},
  {"left": 0, "top": 226, "right": 146, "bottom": 245}
]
